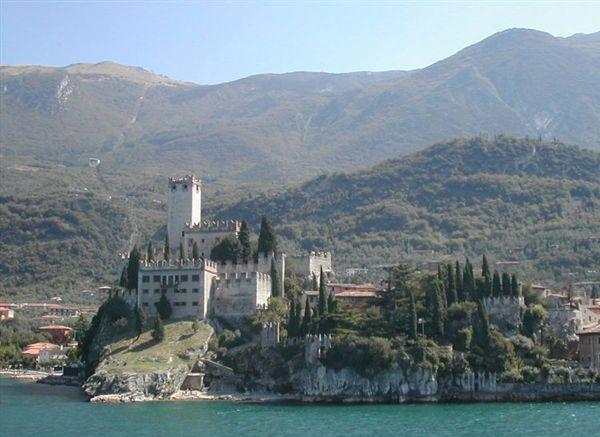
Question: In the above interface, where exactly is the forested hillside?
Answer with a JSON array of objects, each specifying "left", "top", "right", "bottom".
[{"left": 217, "top": 136, "right": 600, "bottom": 282}]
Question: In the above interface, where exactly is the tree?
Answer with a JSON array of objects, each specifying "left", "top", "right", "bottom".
[
  {"left": 257, "top": 216, "right": 277, "bottom": 255},
  {"left": 163, "top": 234, "right": 170, "bottom": 262},
  {"left": 426, "top": 278, "right": 446, "bottom": 338},
  {"left": 135, "top": 308, "right": 146, "bottom": 340},
  {"left": 119, "top": 265, "right": 129, "bottom": 289},
  {"left": 155, "top": 294, "right": 172, "bottom": 320},
  {"left": 301, "top": 297, "right": 312, "bottom": 335},
  {"left": 210, "top": 236, "right": 241, "bottom": 263},
  {"left": 473, "top": 300, "right": 491, "bottom": 350},
  {"left": 407, "top": 289, "right": 418, "bottom": 340},
  {"left": 455, "top": 261, "right": 464, "bottom": 301},
  {"left": 271, "top": 258, "right": 281, "bottom": 297},
  {"left": 192, "top": 241, "right": 200, "bottom": 261},
  {"left": 481, "top": 254, "right": 491, "bottom": 280},
  {"left": 476, "top": 276, "right": 491, "bottom": 299},
  {"left": 152, "top": 317, "right": 165, "bottom": 342},
  {"left": 147, "top": 241, "right": 154, "bottom": 262},
  {"left": 492, "top": 271, "right": 502, "bottom": 297},
  {"left": 501, "top": 272, "right": 511, "bottom": 296},
  {"left": 239, "top": 220, "right": 251, "bottom": 260},
  {"left": 463, "top": 258, "right": 475, "bottom": 301},
  {"left": 179, "top": 242, "right": 185, "bottom": 261},
  {"left": 318, "top": 266, "right": 328, "bottom": 317},
  {"left": 287, "top": 299, "right": 298, "bottom": 337},
  {"left": 327, "top": 292, "right": 336, "bottom": 313},
  {"left": 511, "top": 274, "right": 520, "bottom": 297},
  {"left": 446, "top": 263, "right": 458, "bottom": 305},
  {"left": 592, "top": 285, "right": 600, "bottom": 299},
  {"left": 127, "top": 245, "right": 140, "bottom": 291}
]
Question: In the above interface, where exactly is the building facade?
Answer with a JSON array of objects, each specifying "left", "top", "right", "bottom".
[{"left": 577, "top": 324, "right": 600, "bottom": 371}]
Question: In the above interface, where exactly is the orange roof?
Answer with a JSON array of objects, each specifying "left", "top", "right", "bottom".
[
  {"left": 22, "top": 342, "right": 60, "bottom": 356},
  {"left": 336, "top": 290, "right": 379, "bottom": 298},
  {"left": 40, "top": 325, "right": 73, "bottom": 331}
]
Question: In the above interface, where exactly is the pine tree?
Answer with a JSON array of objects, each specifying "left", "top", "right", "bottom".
[
  {"left": 127, "top": 245, "right": 140, "bottom": 291},
  {"left": 239, "top": 220, "right": 251, "bottom": 260},
  {"left": 287, "top": 300, "right": 297, "bottom": 337},
  {"left": 501, "top": 272, "right": 511, "bottom": 296},
  {"left": 427, "top": 279, "right": 445, "bottom": 338},
  {"left": 492, "top": 270, "right": 501, "bottom": 297},
  {"left": 147, "top": 241, "right": 154, "bottom": 262},
  {"left": 270, "top": 258, "right": 281, "bottom": 297},
  {"left": 455, "top": 261, "right": 464, "bottom": 301},
  {"left": 192, "top": 241, "right": 200, "bottom": 261},
  {"left": 301, "top": 297, "right": 312, "bottom": 335},
  {"left": 163, "top": 234, "right": 170, "bottom": 262},
  {"left": 119, "top": 265, "right": 129, "bottom": 289},
  {"left": 179, "top": 242, "right": 185, "bottom": 261},
  {"left": 135, "top": 308, "right": 146, "bottom": 340},
  {"left": 318, "top": 266, "right": 328, "bottom": 317},
  {"left": 152, "top": 317, "right": 165, "bottom": 342},
  {"left": 511, "top": 274, "right": 520, "bottom": 297},
  {"left": 408, "top": 289, "right": 418, "bottom": 340},
  {"left": 257, "top": 216, "right": 277, "bottom": 255},
  {"left": 446, "top": 263, "right": 458, "bottom": 305}
]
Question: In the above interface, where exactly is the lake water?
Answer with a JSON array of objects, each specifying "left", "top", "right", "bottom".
[{"left": 1, "top": 378, "right": 600, "bottom": 437}]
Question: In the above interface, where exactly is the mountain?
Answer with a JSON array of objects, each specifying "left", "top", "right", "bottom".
[
  {"left": 2, "top": 29, "right": 599, "bottom": 186},
  {"left": 216, "top": 135, "right": 600, "bottom": 282}
]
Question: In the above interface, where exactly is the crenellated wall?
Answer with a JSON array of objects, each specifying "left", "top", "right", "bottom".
[{"left": 212, "top": 271, "right": 271, "bottom": 320}]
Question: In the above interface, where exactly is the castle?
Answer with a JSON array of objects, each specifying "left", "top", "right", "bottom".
[{"left": 131, "top": 175, "right": 285, "bottom": 321}]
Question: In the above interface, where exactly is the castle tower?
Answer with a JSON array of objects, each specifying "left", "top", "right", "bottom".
[{"left": 167, "top": 175, "right": 201, "bottom": 250}]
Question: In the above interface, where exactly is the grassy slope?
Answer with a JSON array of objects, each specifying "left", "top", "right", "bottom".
[{"left": 98, "top": 320, "right": 212, "bottom": 374}]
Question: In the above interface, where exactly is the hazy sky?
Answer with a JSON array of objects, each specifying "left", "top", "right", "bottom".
[{"left": 2, "top": 1, "right": 599, "bottom": 84}]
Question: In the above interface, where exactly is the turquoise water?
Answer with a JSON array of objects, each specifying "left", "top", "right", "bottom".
[{"left": 1, "top": 378, "right": 600, "bottom": 437}]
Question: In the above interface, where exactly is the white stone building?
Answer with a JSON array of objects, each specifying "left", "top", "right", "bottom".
[{"left": 132, "top": 175, "right": 284, "bottom": 321}]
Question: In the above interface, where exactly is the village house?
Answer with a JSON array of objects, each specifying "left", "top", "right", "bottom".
[
  {"left": 39, "top": 325, "right": 73, "bottom": 346},
  {"left": 21, "top": 342, "right": 67, "bottom": 366},
  {"left": 0, "top": 305, "right": 15, "bottom": 321},
  {"left": 577, "top": 323, "right": 600, "bottom": 371}
]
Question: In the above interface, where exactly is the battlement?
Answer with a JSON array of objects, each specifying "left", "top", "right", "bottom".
[
  {"left": 139, "top": 258, "right": 218, "bottom": 272},
  {"left": 218, "top": 271, "right": 271, "bottom": 286},
  {"left": 218, "top": 252, "right": 276, "bottom": 275},
  {"left": 169, "top": 175, "right": 201, "bottom": 188},
  {"left": 309, "top": 251, "right": 331, "bottom": 259},
  {"left": 186, "top": 219, "right": 241, "bottom": 233}
]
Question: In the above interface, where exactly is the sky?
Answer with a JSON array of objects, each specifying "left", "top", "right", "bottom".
[{"left": 1, "top": 1, "right": 599, "bottom": 84}]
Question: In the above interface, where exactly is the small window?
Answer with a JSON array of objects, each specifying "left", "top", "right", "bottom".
[
  {"left": 192, "top": 288, "right": 199, "bottom": 293},
  {"left": 201, "top": 239, "right": 205, "bottom": 243},
  {"left": 143, "top": 302, "right": 149, "bottom": 307},
  {"left": 142, "top": 276, "right": 150, "bottom": 283},
  {"left": 153, "top": 275, "right": 160, "bottom": 283},
  {"left": 192, "top": 274, "right": 200, "bottom": 282},
  {"left": 181, "top": 275, "right": 189, "bottom": 282},
  {"left": 192, "top": 302, "right": 199, "bottom": 306},
  {"left": 181, "top": 302, "right": 187, "bottom": 306},
  {"left": 142, "top": 289, "right": 149, "bottom": 294},
  {"left": 183, "top": 184, "right": 188, "bottom": 191},
  {"left": 181, "top": 288, "right": 187, "bottom": 293},
  {"left": 154, "top": 289, "right": 160, "bottom": 294}
]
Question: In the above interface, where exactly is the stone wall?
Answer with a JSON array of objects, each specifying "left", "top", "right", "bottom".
[{"left": 483, "top": 296, "right": 524, "bottom": 336}]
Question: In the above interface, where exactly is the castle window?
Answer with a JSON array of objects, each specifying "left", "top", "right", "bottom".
[
  {"left": 153, "top": 275, "right": 161, "bottom": 283},
  {"left": 181, "top": 288, "right": 187, "bottom": 293},
  {"left": 192, "top": 302, "right": 198, "bottom": 306},
  {"left": 143, "top": 302, "right": 149, "bottom": 307},
  {"left": 180, "top": 302, "right": 187, "bottom": 306},
  {"left": 201, "top": 239, "right": 205, "bottom": 243},
  {"left": 142, "top": 289, "right": 149, "bottom": 294},
  {"left": 182, "top": 231, "right": 185, "bottom": 237},
  {"left": 171, "top": 185, "right": 176, "bottom": 191},
  {"left": 192, "top": 274, "right": 200, "bottom": 282},
  {"left": 192, "top": 288, "right": 199, "bottom": 293},
  {"left": 142, "top": 276, "right": 150, "bottom": 283},
  {"left": 183, "top": 184, "right": 188, "bottom": 191},
  {"left": 181, "top": 275, "right": 189, "bottom": 282},
  {"left": 154, "top": 289, "right": 160, "bottom": 294},
  {"left": 196, "top": 186, "right": 199, "bottom": 192}
]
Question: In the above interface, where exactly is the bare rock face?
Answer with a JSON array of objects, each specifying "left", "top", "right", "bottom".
[
  {"left": 84, "top": 366, "right": 189, "bottom": 401},
  {"left": 299, "top": 366, "right": 439, "bottom": 402}
]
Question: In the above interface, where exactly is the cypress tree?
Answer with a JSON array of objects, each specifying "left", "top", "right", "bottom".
[
  {"left": 163, "top": 234, "right": 170, "bottom": 262},
  {"left": 327, "top": 292, "right": 336, "bottom": 313},
  {"left": 135, "top": 308, "right": 146, "bottom": 340},
  {"left": 482, "top": 254, "right": 491, "bottom": 280},
  {"left": 287, "top": 300, "right": 297, "bottom": 337},
  {"left": 476, "top": 277, "right": 491, "bottom": 299},
  {"left": 257, "top": 216, "right": 277, "bottom": 255},
  {"left": 501, "top": 272, "right": 511, "bottom": 296},
  {"left": 318, "top": 266, "right": 328, "bottom": 317},
  {"left": 155, "top": 294, "right": 172, "bottom": 320},
  {"left": 152, "top": 317, "right": 165, "bottom": 342},
  {"left": 492, "top": 270, "right": 502, "bottom": 297},
  {"left": 270, "top": 258, "right": 281, "bottom": 297},
  {"left": 239, "top": 220, "right": 251, "bottom": 260},
  {"left": 192, "top": 241, "right": 200, "bottom": 261},
  {"left": 427, "top": 279, "right": 445, "bottom": 338},
  {"left": 455, "top": 261, "right": 464, "bottom": 301},
  {"left": 301, "top": 298, "right": 312, "bottom": 335},
  {"left": 463, "top": 258, "right": 475, "bottom": 301},
  {"left": 446, "top": 263, "right": 458, "bottom": 305},
  {"left": 119, "top": 265, "right": 129, "bottom": 289},
  {"left": 147, "top": 241, "right": 154, "bottom": 262},
  {"left": 179, "top": 242, "right": 185, "bottom": 261},
  {"left": 127, "top": 245, "right": 140, "bottom": 291},
  {"left": 408, "top": 289, "right": 418, "bottom": 340},
  {"left": 511, "top": 274, "right": 520, "bottom": 297},
  {"left": 474, "top": 300, "right": 491, "bottom": 350}
]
